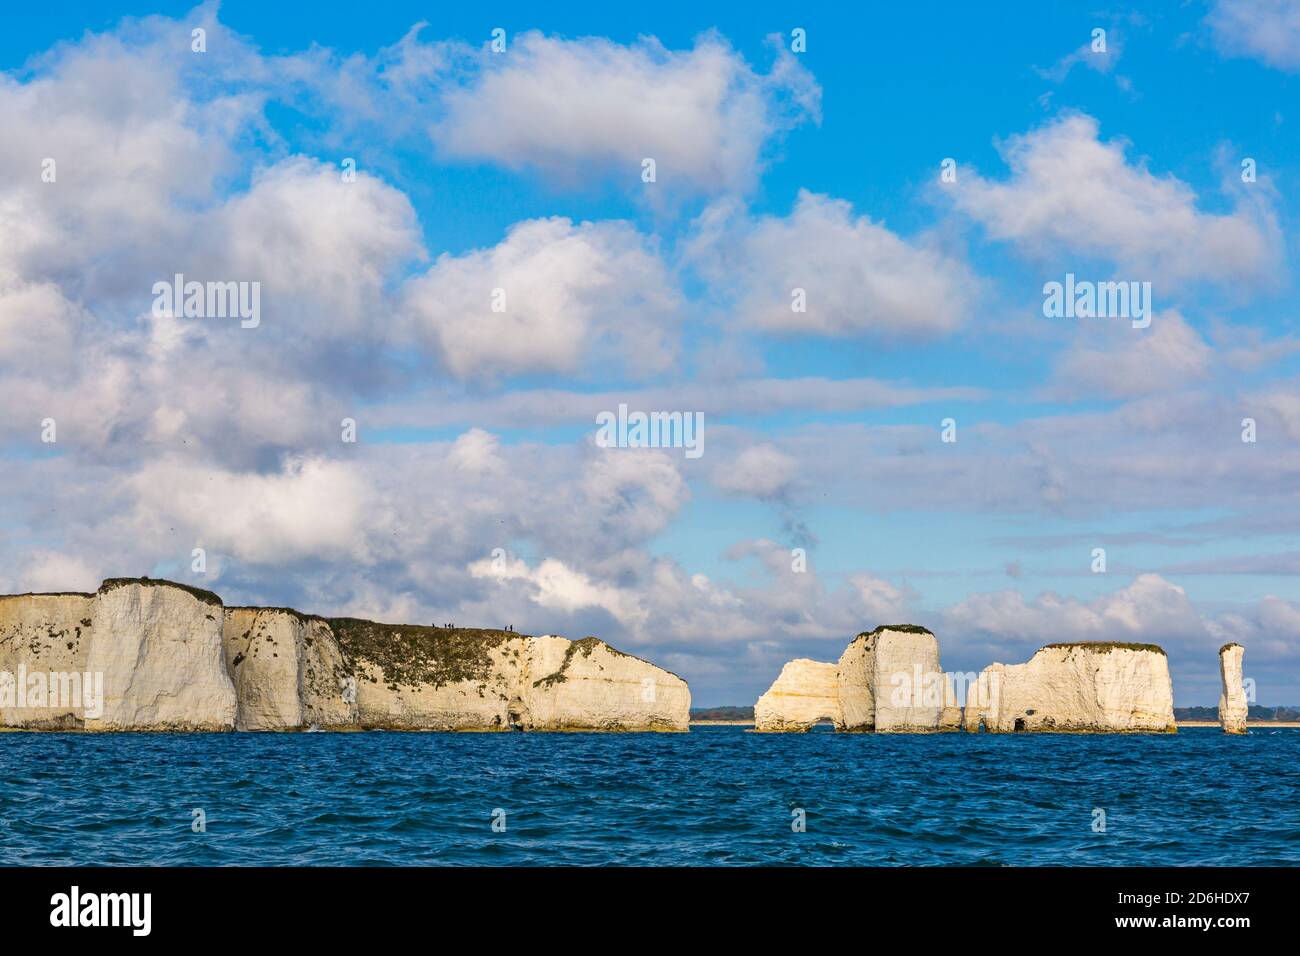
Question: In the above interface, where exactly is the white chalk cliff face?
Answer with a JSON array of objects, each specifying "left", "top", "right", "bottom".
[
  {"left": 964, "top": 643, "right": 1176, "bottom": 733},
  {"left": 0, "top": 579, "right": 689, "bottom": 732},
  {"left": 338, "top": 622, "right": 689, "bottom": 732},
  {"left": 223, "top": 607, "right": 355, "bottom": 731},
  {"left": 87, "top": 580, "right": 238, "bottom": 731},
  {"left": 0, "top": 592, "right": 96, "bottom": 728},
  {"left": 754, "top": 659, "right": 842, "bottom": 731},
  {"left": 756, "top": 625, "right": 957, "bottom": 733},
  {"left": 0, "top": 581, "right": 238, "bottom": 731},
  {"left": 1218, "top": 643, "right": 1248, "bottom": 734}
]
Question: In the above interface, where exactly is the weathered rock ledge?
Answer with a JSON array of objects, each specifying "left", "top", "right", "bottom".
[
  {"left": 0, "top": 578, "right": 690, "bottom": 732},
  {"left": 962, "top": 642, "right": 1176, "bottom": 734}
]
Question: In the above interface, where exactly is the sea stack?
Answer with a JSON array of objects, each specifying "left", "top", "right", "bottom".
[
  {"left": 755, "top": 625, "right": 956, "bottom": 733},
  {"left": 0, "top": 578, "right": 690, "bottom": 732},
  {"left": 963, "top": 642, "right": 1176, "bottom": 733},
  {"left": 1217, "top": 643, "right": 1248, "bottom": 734},
  {"left": 753, "top": 659, "right": 842, "bottom": 731}
]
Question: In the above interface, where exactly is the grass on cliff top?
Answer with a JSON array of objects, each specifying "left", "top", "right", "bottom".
[
  {"left": 1042, "top": 641, "right": 1167, "bottom": 656},
  {"left": 855, "top": 624, "right": 933, "bottom": 639},
  {"left": 98, "top": 577, "right": 224, "bottom": 606},
  {"left": 327, "top": 618, "right": 524, "bottom": 688},
  {"left": 0, "top": 577, "right": 222, "bottom": 604},
  {"left": 1219, "top": 642, "right": 1244, "bottom": 654}
]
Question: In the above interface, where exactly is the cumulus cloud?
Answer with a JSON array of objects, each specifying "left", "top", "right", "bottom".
[
  {"left": 1052, "top": 311, "right": 1213, "bottom": 399},
  {"left": 1208, "top": 0, "right": 1300, "bottom": 71},
  {"left": 218, "top": 157, "right": 424, "bottom": 339},
  {"left": 447, "top": 428, "right": 505, "bottom": 475},
  {"left": 689, "top": 191, "right": 978, "bottom": 338},
  {"left": 470, "top": 554, "right": 650, "bottom": 630},
  {"left": 0, "top": 14, "right": 256, "bottom": 306},
  {"left": 847, "top": 573, "right": 916, "bottom": 624},
  {"left": 433, "top": 31, "right": 819, "bottom": 194},
  {"left": 401, "top": 216, "right": 683, "bottom": 380},
  {"left": 947, "top": 114, "right": 1281, "bottom": 287},
  {"left": 129, "top": 456, "right": 378, "bottom": 565},
  {"left": 944, "top": 573, "right": 1204, "bottom": 644},
  {"left": 712, "top": 444, "right": 800, "bottom": 499}
]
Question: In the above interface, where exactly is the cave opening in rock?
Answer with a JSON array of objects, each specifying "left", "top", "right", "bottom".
[
  {"left": 1013, "top": 717, "right": 1027, "bottom": 732},
  {"left": 507, "top": 699, "right": 528, "bottom": 731}
]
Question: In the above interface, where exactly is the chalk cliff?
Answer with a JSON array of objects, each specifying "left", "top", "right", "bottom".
[
  {"left": 1217, "top": 643, "right": 1248, "bottom": 734},
  {"left": 334, "top": 622, "right": 689, "bottom": 732},
  {"left": 754, "top": 659, "right": 842, "bottom": 731},
  {"left": 0, "top": 580, "right": 237, "bottom": 731},
  {"left": 88, "top": 580, "right": 237, "bottom": 731},
  {"left": 0, "top": 578, "right": 689, "bottom": 732},
  {"left": 223, "top": 607, "right": 354, "bottom": 731},
  {"left": 963, "top": 642, "right": 1176, "bottom": 733},
  {"left": 755, "top": 625, "right": 957, "bottom": 733},
  {"left": 0, "top": 592, "right": 96, "bottom": 729}
]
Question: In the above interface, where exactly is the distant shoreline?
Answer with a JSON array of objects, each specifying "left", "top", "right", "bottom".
[
  {"left": 1177, "top": 720, "right": 1300, "bottom": 728},
  {"left": 689, "top": 719, "right": 1300, "bottom": 728}
]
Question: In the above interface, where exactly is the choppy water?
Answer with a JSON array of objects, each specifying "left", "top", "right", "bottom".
[{"left": 0, "top": 726, "right": 1295, "bottom": 865}]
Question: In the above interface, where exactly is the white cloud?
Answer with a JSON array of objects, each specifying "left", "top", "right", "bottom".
[
  {"left": 470, "top": 555, "right": 650, "bottom": 629},
  {"left": 1036, "top": 32, "right": 1124, "bottom": 83},
  {"left": 434, "top": 31, "right": 819, "bottom": 194},
  {"left": 947, "top": 114, "right": 1280, "bottom": 286},
  {"left": 401, "top": 216, "right": 683, "bottom": 379},
  {"left": 943, "top": 573, "right": 1205, "bottom": 645},
  {"left": 1208, "top": 0, "right": 1300, "bottom": 71},
  {"left": 689, "top": 191, "right": 977, "bottom": 338},
  {"left": 1248, "top": 387, "right": 1300, "bottom": 439},
  {"left": 218, "top": 157, "right": 423, "bottom": 339},
  {"left": 712, "top": 444, "right": 800, "bottom": 499},
  {"left": 129, "top": 456, "right": 377, "bottom": 564},
  {"left": 848, "top": 573, "right": 915, "bottom": 624},
  {"left": 448, "top": 428, "right": 505, "bottom": 475},
  {"left": 1053, "top": 311, "right": 1213, "bottom": 399}
]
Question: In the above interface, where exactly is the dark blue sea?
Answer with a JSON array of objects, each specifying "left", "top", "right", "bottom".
[{"left": 1, "top": 726, "right": 1296, "bottom": 866}]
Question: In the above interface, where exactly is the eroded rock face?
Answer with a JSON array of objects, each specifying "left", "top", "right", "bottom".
[
  {"left": 872, "top": 627, "right": 947, "bottom": 732},
  {"left": 939, "top": 674, "right": 963, "bottom": 731},
  {"left": 0, "top": 578, "right": 689, "bottom": 732},
  {"left": 0, "top": 581, "right": 236, "bottom": 730},
  {"left": 332, "top": 622, "right": 689, "bottom": 732},
  {"left": 835, "top": 635, "right": 874, "bottom": 731},
  {"left": 754, "top": 659, "right": 842, "bottom": 732},
  {"left": 965, "top": 643, "right": 1176, "bottom": 733},
  {"left": 0, "top": 592, "right": 95, "bottom": 728},
  {"left": 1218, "top": 643, "right": 1248, "bottom": 735},
  {"left": 521, "top": 636, "right": 691, "bottom": 731},
  {"left": 86, "top": 580, "right": 237, "bottom": 731},
  {"left": 223, "top": 608, "right": 355, "bottom": 731},
  {"left": 757, "top": 625, "right": 956, "bottom": 733}
]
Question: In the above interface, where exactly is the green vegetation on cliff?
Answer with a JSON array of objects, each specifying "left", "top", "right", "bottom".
[
  {"left": 98, "top": 577, "right": 223, "bottom": 607},
  {"left": 327, "top": 619, "right": 521, "bottom": 689},
  {"left": 1041, "top": 641, "right": 1167, "bottom": 656}
]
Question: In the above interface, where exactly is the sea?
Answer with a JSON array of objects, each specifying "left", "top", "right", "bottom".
[{"left": 0, "top": 725, "right": 1295, "bottom": 866}]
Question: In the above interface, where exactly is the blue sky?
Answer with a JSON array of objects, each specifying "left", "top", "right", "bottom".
[{"left": 1, "top": 1, "right": 1298, "bottom": 706}]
